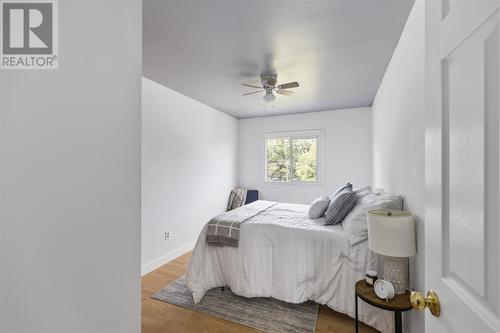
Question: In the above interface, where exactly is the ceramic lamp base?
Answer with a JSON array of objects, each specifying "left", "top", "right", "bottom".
[{"left": 383, "top": 256, "right": 407, "bottom": 294}]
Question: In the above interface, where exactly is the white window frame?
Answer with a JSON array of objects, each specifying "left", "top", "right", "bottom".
[{"left": 262, "top": 130, "right": 324, "bottom": 186}]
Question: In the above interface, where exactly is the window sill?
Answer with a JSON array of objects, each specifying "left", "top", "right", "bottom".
[{"left": 263, "top": 181, "right": 323, "bottom": 187}]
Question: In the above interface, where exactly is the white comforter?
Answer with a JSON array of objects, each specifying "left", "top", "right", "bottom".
[{"left": 186, "top": 201, "right": 394, "bottom": 333}]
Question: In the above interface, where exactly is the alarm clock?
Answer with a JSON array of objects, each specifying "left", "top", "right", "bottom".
[{"left": 374, "top": 279, "right": 395, "bottom": 300}]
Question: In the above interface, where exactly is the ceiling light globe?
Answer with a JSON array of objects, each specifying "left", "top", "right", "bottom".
[{"left": 263, "top": 92, "right": 276, "bottom": 103}]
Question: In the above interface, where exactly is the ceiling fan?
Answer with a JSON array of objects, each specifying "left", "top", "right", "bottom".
[{"left": 242, "top": 75, "right": 299, "bottom": 103}]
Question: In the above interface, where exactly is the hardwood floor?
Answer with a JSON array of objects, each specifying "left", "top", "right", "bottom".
[{"left": 142, "top": 252, "right": 378, "bottom": 333}]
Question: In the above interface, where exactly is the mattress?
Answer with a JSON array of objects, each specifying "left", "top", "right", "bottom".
[{"left": 186, "top": 200, "right": 394, "bottom": 332}]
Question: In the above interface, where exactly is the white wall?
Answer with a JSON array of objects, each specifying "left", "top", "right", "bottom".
[
  {"left": 238, "top": 108, "right": 372, "bottom": 204},
  {"left": 0, "top": 1, "right": 142, "bottom": 332},
  {"left": 372, "top": 1, "right": 425, "bottom": 332},
  {"left": 141, "top": 77, "right": 238, "bottom": 275}
]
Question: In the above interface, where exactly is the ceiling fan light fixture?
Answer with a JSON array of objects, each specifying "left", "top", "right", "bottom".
[
  {"left": 263, "top": 92, "right": 276, "bottom": 103},
  {"left": 242, "top": 74, "right": 298, "bottom": 104}
]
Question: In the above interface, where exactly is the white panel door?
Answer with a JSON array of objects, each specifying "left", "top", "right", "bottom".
[{"left": 426, "top": 0, "right": 500, "bottom": 332}]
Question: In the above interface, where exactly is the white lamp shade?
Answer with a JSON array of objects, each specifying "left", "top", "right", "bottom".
[{"left": 367, "top": 209, "right": 416, "bottom": 257}]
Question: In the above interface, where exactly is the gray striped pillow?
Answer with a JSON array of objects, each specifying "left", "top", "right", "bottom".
[
  {"left": 331, "top": 182, "right": 352, "bottom": 198},
  {"left": 324, "top": 187, "right": 358, "bottom": 225}
]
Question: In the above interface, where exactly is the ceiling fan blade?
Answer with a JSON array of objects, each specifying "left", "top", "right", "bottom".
[
  {"left": 277, "top": 81, "right": 299, "bottom": 89},
  {"left": 275, "top": 89, "right": 294, "bottom": 96},
  {"left": 242, "top": 90, "right": 264, "bottom": 96},
  {"left": 242, "top": 83, "right": 263, "bottom": 89}
]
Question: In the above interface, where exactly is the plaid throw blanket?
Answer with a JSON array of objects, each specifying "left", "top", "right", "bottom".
[
  {"left": 226, "top": 188, "right": 247, "bottom": 211},
  {"left": 206, "top": 200, "right": 277, "bottom": 247}
]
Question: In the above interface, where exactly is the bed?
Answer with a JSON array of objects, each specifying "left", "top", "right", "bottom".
[{"left": 186, "top": 188, "right": 402, "bottom": 333}]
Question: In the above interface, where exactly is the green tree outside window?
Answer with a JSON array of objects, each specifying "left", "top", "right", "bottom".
[{"left": 265, "top": 136, "right": 318, "bottom": 183}]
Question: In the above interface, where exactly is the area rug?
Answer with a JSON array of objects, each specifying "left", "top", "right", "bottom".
[{"left": 152, "top": 275, "right": 319, "bottom": 333}]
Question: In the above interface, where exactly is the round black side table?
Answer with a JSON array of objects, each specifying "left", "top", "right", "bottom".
[{"left": 355, "top": 280, "right": 413, "bottom": 333}]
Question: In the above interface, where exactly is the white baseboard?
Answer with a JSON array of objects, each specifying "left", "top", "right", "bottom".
[{"left": 141, "top": 241, "right": 196, "bottom": 276}]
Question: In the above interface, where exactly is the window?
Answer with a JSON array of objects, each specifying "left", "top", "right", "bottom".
[{"left": 264, "top": 131, "right": 321, "bottom": 184}]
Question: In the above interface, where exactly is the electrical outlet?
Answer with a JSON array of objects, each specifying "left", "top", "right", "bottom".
[{"left": 164, "top": 231, "right": 171, "bottom": 241}]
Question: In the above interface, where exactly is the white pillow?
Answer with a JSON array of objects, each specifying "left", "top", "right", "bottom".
[
  {"left": 354, "top": 185, "right": 371, "bottom": 198},
  {"left": 307, "top": 196, "right": 330, "bottom": 218},
  {"left": 342, "top": 191, "right": 403, "bottom": 245}
]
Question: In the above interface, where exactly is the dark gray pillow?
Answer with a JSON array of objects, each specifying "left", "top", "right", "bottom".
[
  {"left": 324, "top": 187, "right": 358, "bottom": 225},
  {"left": 331, "top": 182, "right": 353, "bottom": 198}
]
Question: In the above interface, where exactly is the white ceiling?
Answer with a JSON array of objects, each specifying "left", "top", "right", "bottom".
[{"left": 143, "top": 0, "right": 414, "bottom": 118}]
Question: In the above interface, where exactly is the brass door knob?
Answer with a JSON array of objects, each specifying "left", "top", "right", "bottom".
[{"left": 410, "top": 290, "right": 441, "bottom": 317}]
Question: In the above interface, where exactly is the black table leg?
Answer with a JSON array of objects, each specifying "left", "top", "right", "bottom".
[
  {"left": 395, "top": 311, "right": 402, "bottom": 333},
  {"left": 355, "top": 294, "right": 359, "bottom": 333}
]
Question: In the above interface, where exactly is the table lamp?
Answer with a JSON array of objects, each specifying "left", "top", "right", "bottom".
[{"left": 367, "top": 209, "right": 416, "bottom": 294}]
